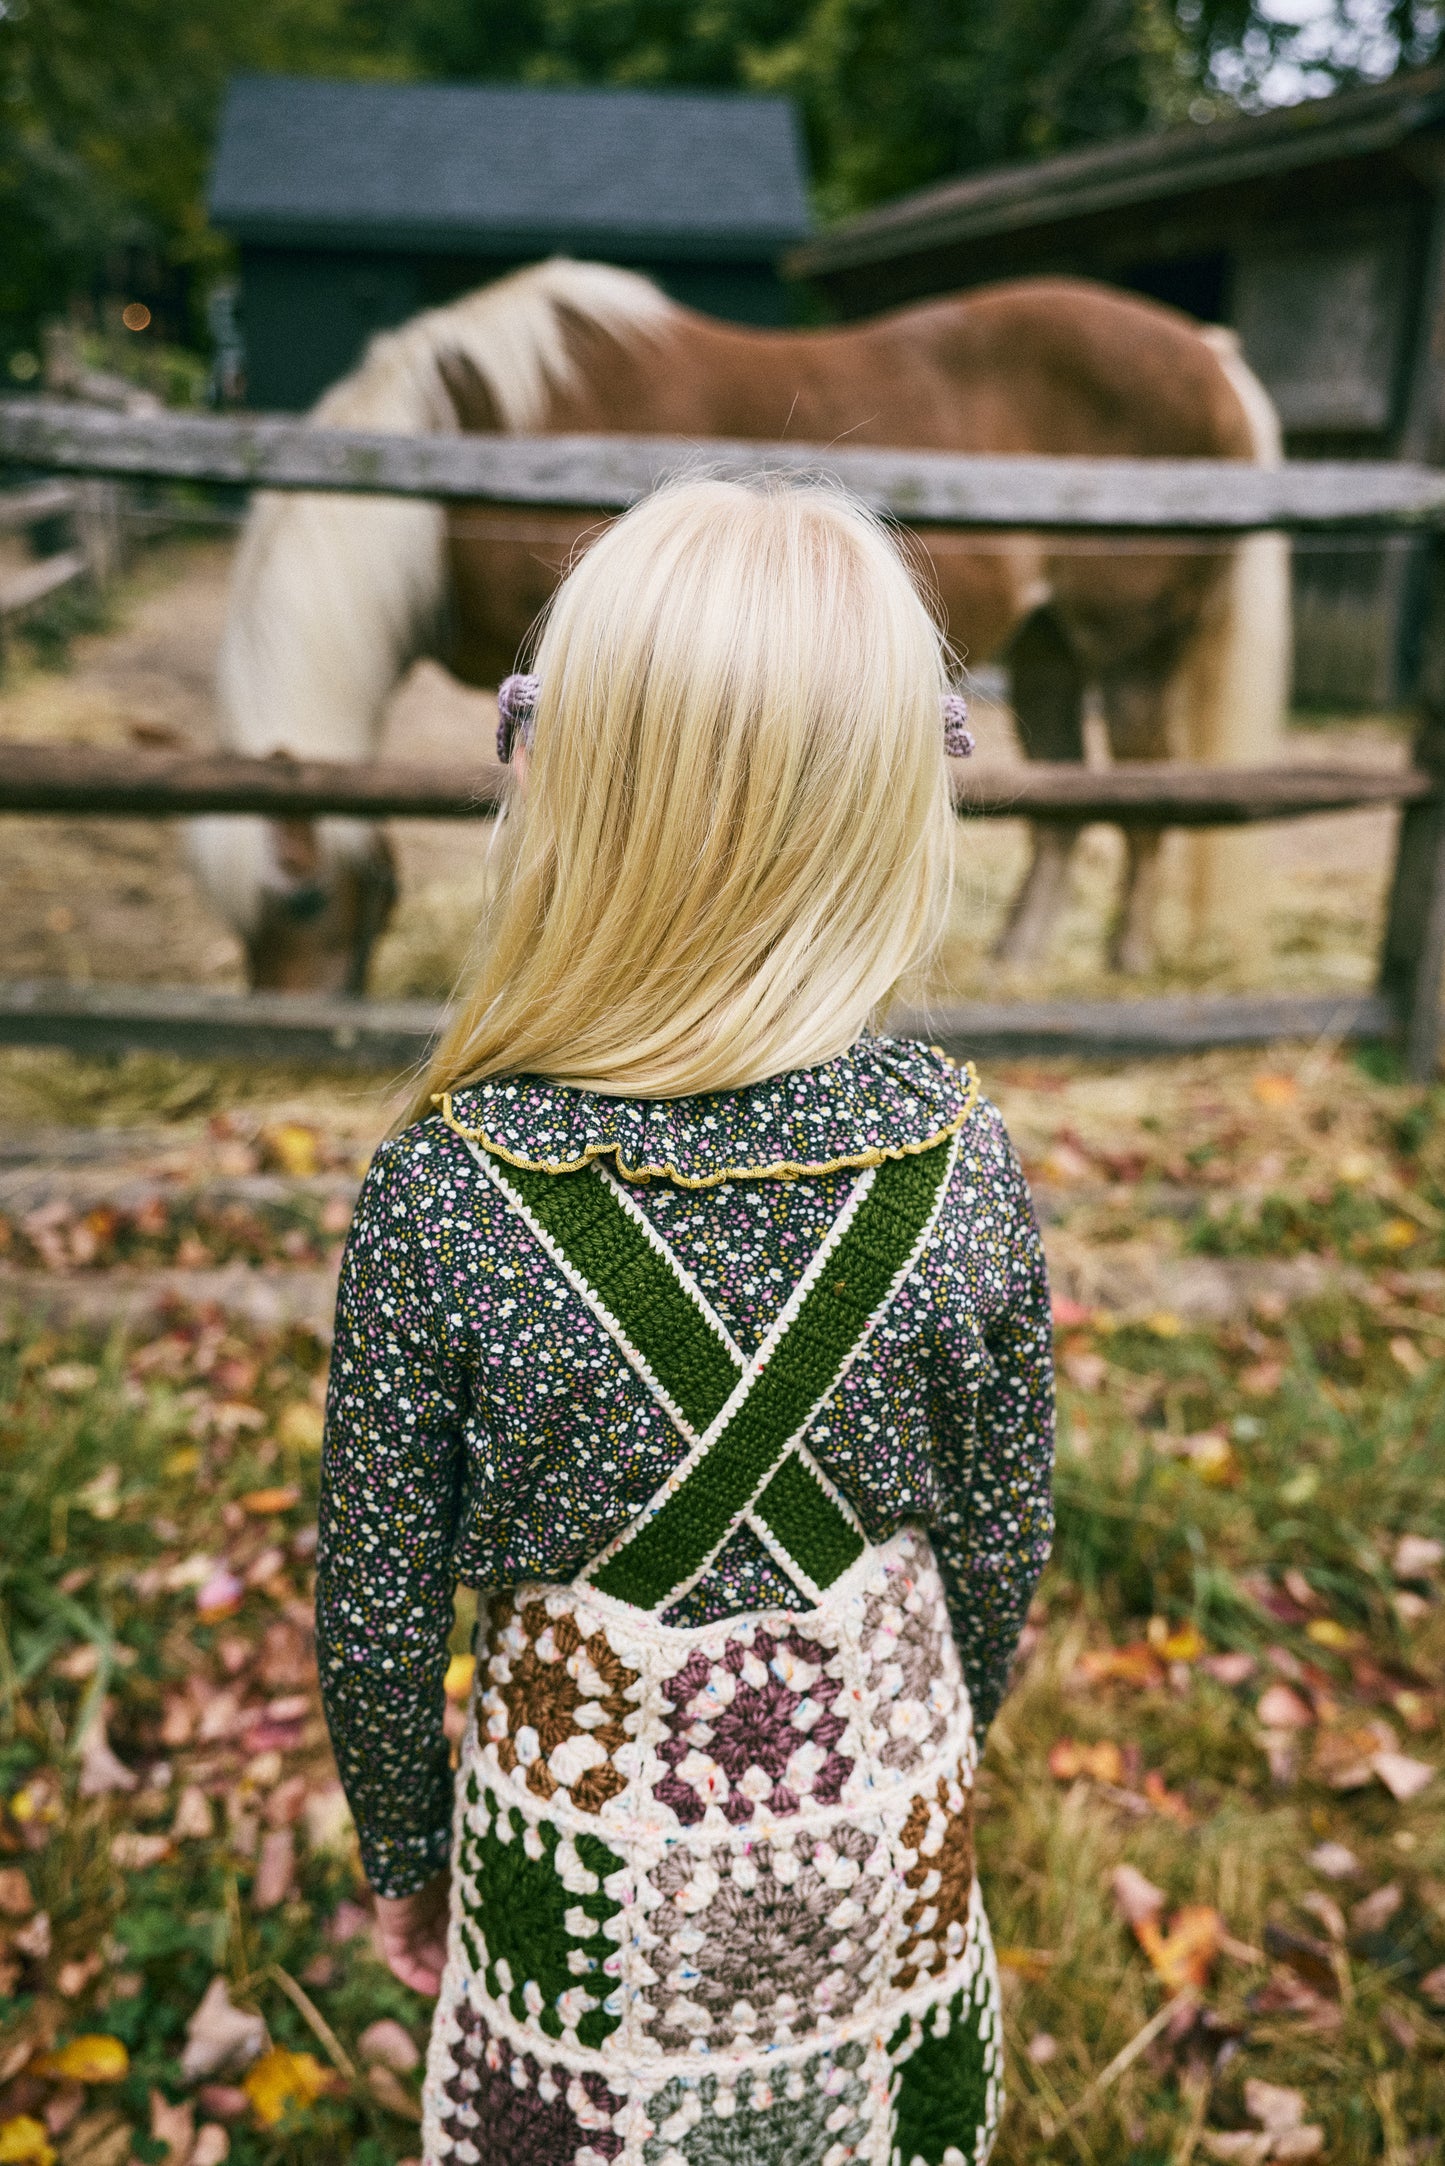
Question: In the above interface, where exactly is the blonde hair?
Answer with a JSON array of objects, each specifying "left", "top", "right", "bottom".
[{"left": 410, "top": 477, "right": 953, "bottom": 1115}]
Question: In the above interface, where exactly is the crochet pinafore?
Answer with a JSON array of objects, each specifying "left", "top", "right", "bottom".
[{"left": 422, "top": 1125, "right": 1003, "bottom": 2166}]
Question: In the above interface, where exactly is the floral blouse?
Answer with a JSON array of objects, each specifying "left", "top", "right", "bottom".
[{"left": 317, "top": 1038, "right": 1055, "bottom": 1897}]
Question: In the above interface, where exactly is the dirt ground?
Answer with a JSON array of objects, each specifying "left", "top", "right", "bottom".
[{"left": 0, "top": 532, "right": 1415, "bottom": 1009}]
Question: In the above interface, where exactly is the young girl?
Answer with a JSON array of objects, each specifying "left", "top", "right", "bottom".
[{"left": 318, "top": 479, "right": 1054, "bottom": 2166}]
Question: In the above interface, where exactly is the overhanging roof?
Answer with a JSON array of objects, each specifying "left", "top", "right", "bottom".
[
  {"left": 210, "top": 75, "right": 812, "bottom": 261},
  {"left": 791, "top": 68, "right": 1445, "bottom": 283}
]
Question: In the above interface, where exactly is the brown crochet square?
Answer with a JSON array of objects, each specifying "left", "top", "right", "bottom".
[
  {"left": 891, "top": 1770, "right": 976, "bottom": 1991},
  {"left": 480, "top": 1595, "right": 641, "bottom": 1814}
]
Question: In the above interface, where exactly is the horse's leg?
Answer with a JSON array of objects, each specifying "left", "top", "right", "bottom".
[
  {"left": 1098, "top": 667, "right": 1172, "bottom": 974},
  {"left": 992, "top": 609, "right": 1087, "bottom": 966}
]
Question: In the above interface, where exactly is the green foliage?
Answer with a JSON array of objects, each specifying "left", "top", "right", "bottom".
[
  {"left": 0, "top": 0, "right": 407, "bottom": 360},
  {"left": 4, "top": 1, "right": 1443, "bottom": 371}
]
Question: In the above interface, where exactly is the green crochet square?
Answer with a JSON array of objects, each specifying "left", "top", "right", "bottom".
[
  {"left": 457, "top": 1787, "right": 624, "bottom": 2049},
  {"left": 888, "top": 1959, "right": 1003, "bottom": 2166}
]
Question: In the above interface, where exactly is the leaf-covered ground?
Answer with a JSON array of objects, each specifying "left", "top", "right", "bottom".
[{"left": 1, "top": 1042, "right": 1444, "bottom": 2165}]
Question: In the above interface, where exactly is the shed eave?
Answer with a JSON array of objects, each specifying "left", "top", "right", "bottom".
[
  {"left": 214, "top": 215, "right": 811, "bottom": 262},
  {"left": 790, "top": 83, "right": 1445, "bottom": 280}
]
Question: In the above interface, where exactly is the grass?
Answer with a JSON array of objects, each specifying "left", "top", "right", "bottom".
[
  {"left": 985, "top": 1292, "right": 1445, "bottom": 2163},
  {"left": 0, "top": 1043, "right": 1443, "bottom": 2160}
]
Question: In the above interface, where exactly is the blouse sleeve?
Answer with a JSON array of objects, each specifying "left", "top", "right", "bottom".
[
  {"left": 316, "top": 1133, "right": 466, "bottom": 1898},
  {"left": 930, "top": 1103, "right": 1055, "bottom": 1739}
]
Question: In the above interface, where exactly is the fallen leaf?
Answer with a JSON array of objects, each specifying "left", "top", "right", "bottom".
[
  {"left": 110, "top": 1832, "right": 170, "bottom": 1871},
  {"left": 302, "top": 1785, "right": 353, "bottom": 1855},
  {"left": 1051, "top": 1295, "right": 1093, "bottom": 1328},
  {"left": 1202, "top": 1652, "right": 1257, "bottom": 1687},
  {"left": 1263, "top": 1922, "right": 1338, "bottom": 2000},
  {"left": 366, "top": 2067, "right": 422, "bottom": 2122},
  {"left": 1243, "top": 2080, "right": 1306, "bottom": 2134},
  {"left": 251, "top": 1827, "right": 295, "bottom": 1912},
  {"left": 1271, "top": 2133, "right": 1324, "bottom": 2161},
  {"left": 149, "top": 2090, "right": 193, "bottom": 2166},
  {"left": 1307, "top": 1841, "right": 1359, "bottom": 1879},
  {"left": 1048, "top": 1737, "right": 1124, "bottom": 1783},
  {"left": 195, "top": 1571, "right": 244, "bottom": 1624},
  {"left": 76, "top": 1712, "right": 137, "bottom": 1798},
  {"left": 1110, "top": 1864, "right": 1165, "bottom": 1929},
  {"left": 0, "top": 1869, "right": 33, "bottom": 1917},
  {"left": 31, "top": 2037, "right": 128, "bottom": 2085},
  {"left": 1390, "top": 1334, "right": 1428, "bottom": 1378},
  {"left": 1135, "top": 1904, "right": 1223, "bottom": 1992},
  {"left": 242, "top": 2048, "right": 337, "bottom": 2129},
  {"left": 1063, "top": 1348, "right": 1108, "bottom": 1391},
  {"left": 357, "top": 2019, "right": 420, "bottom": 2074},
  {"left": 276, "top": 1402, "right": 324, "bottom": 1454},
  {"left": 239, "top": 1488, "right": 300, "bottom": 1517},
  {"left": 171, "top": 1786, "right": 214, "bottom": 1841},
  {"left": 1371, "top": 1750, "right": 1434, "bottom": 1801},
  {"left": 1157, "top": 1622, "right": 1206, "bottom": 1662},
  {"left": 13, "top": 1912, "right": 50, "bottom": 1958},
  {"left": 1247, "top": 1970, "right": 1342, "bottom": 2030},
  {"left": 1076, "top": 1643, "right": 1165, "bottom": 1689},
  {"left": 0, "top": 2118, "right": 55, "bottom": 2166},
  {"left": 1394, "top": 1534, "right": 1444, "bottom": 1581},
  {"left": 1142, "top": 1770, "right": 1193, "bottom": 1824},
  {"left": 1349, "top": 1882, "right": 1403, "bottom": 1934},
  {"left": 1298, "top": 1892, "right": 1345, "bottom": 1941},
  {"left": 179, "top": 1979, "right": 268, "bottom": 2084},
  {"left": 194, "top": 2090, "right": 249, "bottom": 2124},
  {"left": 443, "top": 1654, "right": 475, "bottom": 1703},
  {"left": 993, "top": 1947, "right": 1054, "bottom": 1981},
  {"left": 261, "top": 1124, "right": 319, "bottom": 1179},
  {"left": 1257, "top": 1684, "right": 1314, "bottom": 1730}
]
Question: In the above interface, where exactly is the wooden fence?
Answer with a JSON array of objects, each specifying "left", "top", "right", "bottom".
[{"left": 4, "top": 394, "right": 1445, "bottom": 1079}]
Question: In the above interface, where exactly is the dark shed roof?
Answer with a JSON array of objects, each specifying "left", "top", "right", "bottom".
[
  {"left": 210, "top": 75, "right": 812, "bottom": 261},
  {"left": 791, "top": 68, "right": 1445, "bottom": 289}
]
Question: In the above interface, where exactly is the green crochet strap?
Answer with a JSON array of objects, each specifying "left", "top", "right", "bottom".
[
  {"left": 585, "top": 1137, "right": 954, "bottom": 1611},
  {"left": 491, "top": 1154, "right": 739, "bottom": 1434},
  {"left": 471, "top": 1133, "right": 953, "bottom": 1612}
]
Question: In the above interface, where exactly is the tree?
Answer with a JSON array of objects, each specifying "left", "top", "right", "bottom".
[
  {"left": 2, "top": 0, "right": 1441, "bottom": 368},
  {"left": 0, "top": 0, "right": 404, "bottom": 361}
]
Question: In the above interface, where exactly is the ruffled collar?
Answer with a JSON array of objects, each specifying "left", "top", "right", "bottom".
[{"left": 435, "top": 1037, "right": 979, "bottom": 1189}]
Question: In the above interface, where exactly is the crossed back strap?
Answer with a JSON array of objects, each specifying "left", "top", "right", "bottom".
[{"left": 456, "top": 1131, "right": 957, "bottom": 1615}]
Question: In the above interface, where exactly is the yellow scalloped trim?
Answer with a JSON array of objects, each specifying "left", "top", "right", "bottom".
[{"left": 434, "top": 1061, "right": 981, "bottom": 1189}]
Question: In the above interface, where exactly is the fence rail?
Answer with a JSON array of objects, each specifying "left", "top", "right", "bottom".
[
  {"left": 4, "top": 395, "right": 1445, "bottom": 532},
  {"left": 0, "top": 979, "right": 1401, "bottom": 1072},
  {"left": 0, "top": 740, "right": 1428, "bottom": 824},
  {"left": 5, "top": 396, "right": 1445, "bottom": 1077}
]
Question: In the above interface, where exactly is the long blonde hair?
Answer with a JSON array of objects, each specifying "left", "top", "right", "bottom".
[{"left": 410, "top": 477, "right": 953, "bottom": 1114}]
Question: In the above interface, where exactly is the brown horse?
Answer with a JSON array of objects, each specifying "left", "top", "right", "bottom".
[{"left": 191, "top": 258, "right": 1288, "bottom": 991}]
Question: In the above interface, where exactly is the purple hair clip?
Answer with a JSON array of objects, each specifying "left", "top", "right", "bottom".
[
  {"left": 497, "top": 672, "right": 974, "bottom": 762},
  {"left": 942, "top": 691, "right": 975, "bottom": 759},
  {"left": 497, "top": 673, "right": 540, "bottom": 764}
]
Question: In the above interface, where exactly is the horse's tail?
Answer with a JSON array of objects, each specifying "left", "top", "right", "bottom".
[
  {"left": 1167, "top": 328, "right": 1292, "bottom": 957},
  {"left": 191, "top": 258, "right": 675, "bottom": 949}
]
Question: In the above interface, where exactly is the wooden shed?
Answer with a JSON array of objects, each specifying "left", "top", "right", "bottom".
[
  {"left": 790, "top": 70, "right": 1445, "bottom": 708},
  {"left": 209, "top": 74, "right": 812, "bottom": 414}
]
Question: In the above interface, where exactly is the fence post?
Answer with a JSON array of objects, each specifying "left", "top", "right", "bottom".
[{"left": 1378, "top": 530, "right": 1445, "bottom": 1081}]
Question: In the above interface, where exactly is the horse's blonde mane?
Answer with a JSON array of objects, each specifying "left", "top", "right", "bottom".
[
  {"left": 314, "top": 257, "right": 676, "bottom": 436},
  {"left": 194, "top": 261, "right": 676, "bottom": 937}
]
